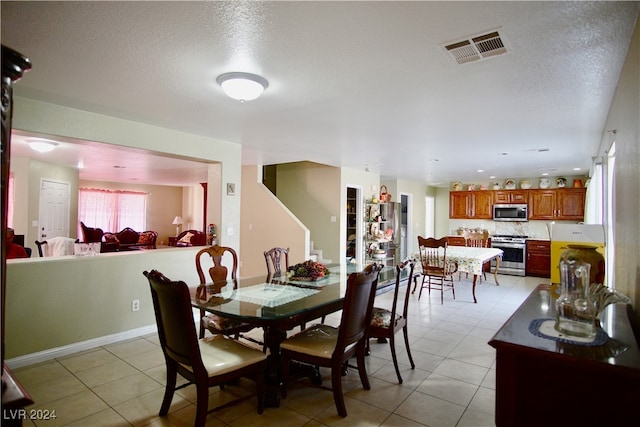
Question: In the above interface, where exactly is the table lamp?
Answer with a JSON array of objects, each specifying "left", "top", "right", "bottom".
[{"left": 172, "top": 216, "right": 183, "bottom": 236}]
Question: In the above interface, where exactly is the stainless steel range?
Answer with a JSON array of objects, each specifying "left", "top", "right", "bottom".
[{"left": 491, "top": 234, "right": 527, "bottom": 276}]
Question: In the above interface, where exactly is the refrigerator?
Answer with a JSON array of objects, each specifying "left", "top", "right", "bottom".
[{"left": 549, "top": 223, "right": 605, "bottom": 285}]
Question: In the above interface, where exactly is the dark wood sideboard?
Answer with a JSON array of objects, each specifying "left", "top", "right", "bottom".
[{"left": 489, "top": 285, "right": 640, "bottom": 426}]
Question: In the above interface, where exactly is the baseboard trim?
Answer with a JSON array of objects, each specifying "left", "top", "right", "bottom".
[{"left": 5, "top": 324, "right": 158, "bottom": 370}]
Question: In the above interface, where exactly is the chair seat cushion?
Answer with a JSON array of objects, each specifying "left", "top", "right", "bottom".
[
  {"left": 370, "top": 307, "right": 397, "bottom": 328},
  {"left": 202, "top": 315, "right": 250, "bottom": 333},
  {"left": 180, "top": 335, "right": 266, "bottom": 377},
  {"left": 280, "top": 324, "right": 339, "bottom": 359}
]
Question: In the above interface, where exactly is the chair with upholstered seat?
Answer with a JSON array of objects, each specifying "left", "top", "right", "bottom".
[
  {"left": 367, "top": 260, "right": 416, "bottom": 384},
  {"left": 462, "top": 230, "right": 491, "bottom": 281},
  {"left": 417, "top": 236, "right": 458, "bottom": 304},
  {"left": 196, "top": 245, "right": 258, "bottom": 343},
  {"left": 143, "top": 270, "right": 266, "bottom": 426},
  {"left": 264, "top": 247, "right": 290, "bottom": 278},
  {"left": 280, "top": 263, "right": 382, "bottom": 418}
]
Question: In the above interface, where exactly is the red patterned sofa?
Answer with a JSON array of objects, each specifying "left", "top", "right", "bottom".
[
  {"left": 104, "top": 227, "right": 158, "bottom": 250},
  {"left": 169, "top": 229, "right": 207, "bottom": 247}
]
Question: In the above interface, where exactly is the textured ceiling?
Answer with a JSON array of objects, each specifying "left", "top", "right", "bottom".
[{"left": 2, "top": 1, "right": 638, "bottom": 187}]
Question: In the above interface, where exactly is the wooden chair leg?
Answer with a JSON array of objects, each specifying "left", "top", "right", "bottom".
[
  {"left": 281, "top": 354, "right": 290, "bottom": 399},
  {"left": 389, "top": 334, "right": 403, "bottom": 384},
  {"left": 403, "top": 326, "right": 415, "bottom": 370},
  {"left": 195, "top": 382, "right": 209, "bottom": 427},
  {"left": 332, "top": 361, "right": 347, "bottom": 417},
  {"left": 256, "top": 368, "right": 265, "bottom": 414},
  {"left": 356, "top": 344, "right": 370, "bottom": 391},
  {"left": 160, "top": 361, "right": 177, "bottom": 415}
]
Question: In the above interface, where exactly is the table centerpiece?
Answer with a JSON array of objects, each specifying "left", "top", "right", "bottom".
[{"left": 287, "top": 260, "right": 329, "bottom": 281}]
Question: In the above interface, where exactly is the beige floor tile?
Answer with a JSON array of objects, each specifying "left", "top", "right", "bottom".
[
  {"left": 371, "top": 361, "right": 431, "bottom": 390},
  {"left": 74, "top": 359, "right": 140, "bottom": 388},
  {"left": 416, "top": 373, "right": 478, "bottom": 406},
  {"left": 457, "top": 407, "right": 496, "bottom": 427},
  {"left": 411, "top": 337, "right": 456, "bottom": 357},
  {"left": 15, "top": 366, "right": 88, "bottom": 406},
  {"left": 92, "top": 372, "right": 163, "bottom": 406},
  {"left": 30, "top": 389, "right": 109, "bottom": 426},
  {"left": 58, "top": 348, "right": 121, "bottom": 373},
  {"left": 480, "top": 368, "right": 496, "bottom": 390},
  {"left": 380, "top": 413, "right": 428, "bottom": 426},
  {"left": 467, "top": 386, "right": 495, "bottom": 415},
  {"left": 314, "top": 396, "right": 391, "bottom": 426},
  {"left": 124, "top": 347, "right": 166, "bottom": 371},
  {"left": 112, "top": 387, "right": 191, "bottom": 426},
  {"left": 65, "top": 408, "right": 130, "bottom": 426},
  {"left": 346, "top": 377, "right": 413, "bottom": 412},
  {"left": 105, "top": 338, "right": 160, "bottom": 359},
  {"left": 432, "top": 358, "right": 489, "bottom": 386},
  {"left": 395, "top": 392, "right": 465, "bottom": 427},
  {"left": 228, "top": 405, "right": 311, "bottom": 426}
]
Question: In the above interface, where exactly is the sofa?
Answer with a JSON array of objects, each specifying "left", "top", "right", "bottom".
[
  {"left": 169, "top": 229, "right": 207, "bottom": 247},
  {"left": 104, "top": 227, "right": 158, "bottom": 250}
]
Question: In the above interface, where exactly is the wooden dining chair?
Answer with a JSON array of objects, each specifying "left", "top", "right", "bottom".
[
  {"left": 416, "top": 236, "right": 458, "bottom": 304},
  {"left": 143, "top": 270, "right": 267, "bottom": 426},
  {"left": 367, "top": 260, "right": 416, "bottom": 384},
  {"left": 34, "top": 240, "right": 47, "bottom": 257},
  {"left": 280, "top": 263, "right": 382, "bottom": 418},
  {"left": 264, "top": 247, "right": 290, "bottom": 277},
  {"left": 462, "top": 230, "right": 491, "bottom": 281},
  {"left": 195, "top": 245, "right": 258, "bottom": 343}
]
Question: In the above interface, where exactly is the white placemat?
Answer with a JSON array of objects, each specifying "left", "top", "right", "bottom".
[{"left": 217, "top": 283, "right": 319, "bottom": 308}]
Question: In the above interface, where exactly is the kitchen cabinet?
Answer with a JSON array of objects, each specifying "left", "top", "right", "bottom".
[
  {"left": 494, "top": 190, "right": 528, "bottom": 204},
  {"left": 489, "top": 287, "right": 640, "bottom": 427},
  {"left": 449, "top": 191, "right": 493, "bottom": 219},
  {"left": 526, "top": 240, "right": 550, "bottom": 277},
  {"left": 528, "top": 188, "right": 586, "bottom": 220}
]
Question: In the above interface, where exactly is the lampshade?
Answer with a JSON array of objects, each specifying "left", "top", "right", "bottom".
[
  {"left": 28, "top": 138, "right": 58, "bottom": 153},
  {"left": 172, "top": 216, "right": 183, "bottom": 225},
  {"left": 216, "top": 72, "right": 269, "bottom": 102}
]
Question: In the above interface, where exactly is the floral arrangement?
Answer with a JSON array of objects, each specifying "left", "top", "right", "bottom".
[{"left": 287, "top": 260, "right": 329, "bottom": 281}]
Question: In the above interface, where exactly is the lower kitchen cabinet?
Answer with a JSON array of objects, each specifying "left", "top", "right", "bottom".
[{"left": 526, "top": 239, "right": 550, "bottom": 277}]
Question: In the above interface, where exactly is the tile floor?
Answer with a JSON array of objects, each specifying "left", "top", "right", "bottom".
[{"left": 12, "top": 273, "right": 545, "bottom": 426}]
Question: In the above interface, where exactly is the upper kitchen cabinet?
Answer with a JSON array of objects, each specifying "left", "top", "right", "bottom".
[
  {"left": 528, "top": 188, "right": 586, "bottom": 220},
  {"left": 494, "top": 190, "right": 528, "bottom": 204},
  {"left": 449, "top": 191, "right": 493, "bottom": 219}
]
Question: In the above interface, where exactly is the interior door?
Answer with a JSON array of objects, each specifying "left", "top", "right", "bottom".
[{"left": 38, "top": 179, "right": 70, "bottom": 240}]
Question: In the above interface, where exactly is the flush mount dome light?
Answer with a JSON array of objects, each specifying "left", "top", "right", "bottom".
[
  {"left": 27, "top": 138, "right": 58, "bottom": 153},
  {"left": 216, "top": 72, "right": 268, "bottom": 101}
]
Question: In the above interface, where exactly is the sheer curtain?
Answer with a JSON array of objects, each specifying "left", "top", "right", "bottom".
[
  {"left": 78, "top": 188, "right": 147, "bottom": 235},
  {"left": 584, "top": 161, "right": 603, "bottom": 224}
]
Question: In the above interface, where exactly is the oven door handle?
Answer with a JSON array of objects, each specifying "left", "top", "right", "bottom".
[{"left": 492, "top": 242, "right": 526, "bottom": 249}]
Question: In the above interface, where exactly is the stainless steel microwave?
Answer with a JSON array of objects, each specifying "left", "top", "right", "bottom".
[{"left": 493, "top": 204, "right": 528, "bottom": 221}]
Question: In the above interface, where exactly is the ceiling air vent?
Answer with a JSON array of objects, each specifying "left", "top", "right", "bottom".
[{"left": 445, "top": 31, "right": 507, "bottom": 65}]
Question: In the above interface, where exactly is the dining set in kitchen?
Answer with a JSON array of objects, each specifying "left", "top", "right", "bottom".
[
  {"left": 143, "top": 242, "right": 431, "bottom": 425},
  {"left": 141, "top": 223, "right": 511, "bottom": 426}
]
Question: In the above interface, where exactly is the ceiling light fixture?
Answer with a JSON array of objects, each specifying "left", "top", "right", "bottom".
[
  {"left": 27, "top": 138, "right": 58, "bottom": 153},
  {"left": 216, "top": 72, "right": 269, "bottom": 102}
]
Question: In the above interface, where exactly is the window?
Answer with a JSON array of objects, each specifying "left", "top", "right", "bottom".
[{"left": 78, "top": 188, "right": 147, "bottom": 234}]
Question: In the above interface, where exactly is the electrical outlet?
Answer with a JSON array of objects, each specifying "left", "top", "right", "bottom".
[{"left": 132, "top": 300, "right": 140, "bottom": 312}]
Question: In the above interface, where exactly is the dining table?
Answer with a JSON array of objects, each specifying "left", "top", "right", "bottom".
[
  {"left": 412, "top": 246, "right": 504, "bottom": 303},
  {"left": 190, "top": 263, "right": 406, "bottom": 407}
]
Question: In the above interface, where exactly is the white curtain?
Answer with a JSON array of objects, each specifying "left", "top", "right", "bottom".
[
  {"left": 78, "top": 188, "right": 147, "bottom": 234},
  {"left": 584, "top": 162, "right": 603, "bottom": 224}
]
